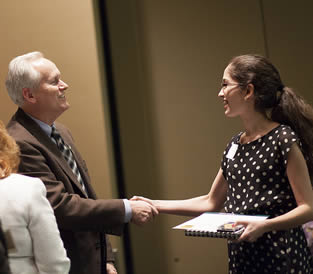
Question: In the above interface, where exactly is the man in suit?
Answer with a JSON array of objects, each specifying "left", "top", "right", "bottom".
[{"left": 5, "top": 52, "right": 158, "bottom": 274}]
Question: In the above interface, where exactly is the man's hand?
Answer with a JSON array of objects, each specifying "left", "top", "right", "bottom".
[
  {"left": 107, "top": 262, "right": 117, "bottom": 274},
  {"left": 129, "top": 200, "right": 159, "bottom": 225},
  {"left": 130, "top": 195, "right": 155, "bottom": 206}
]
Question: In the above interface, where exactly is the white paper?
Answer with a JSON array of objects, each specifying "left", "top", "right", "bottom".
[{"left": 173, "top": 212, "right": 268, "bottom": 232}]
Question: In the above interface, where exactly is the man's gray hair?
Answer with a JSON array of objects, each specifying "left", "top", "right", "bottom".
[{"left": 5, "top": 51, "right": 44, "bottom": 106}]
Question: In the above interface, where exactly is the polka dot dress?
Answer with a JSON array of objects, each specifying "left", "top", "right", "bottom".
[{"left": 222, "top": 125, "right": 313, "bottom": 273}]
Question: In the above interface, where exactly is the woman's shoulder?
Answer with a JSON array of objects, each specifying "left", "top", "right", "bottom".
[
  {"left": 0, "top": 175, "right": 46, "bottom": 214},
  {"left": 269, "top": 125, "right": 300, "bottom": 157},
  {"left": 272, "top": 124, "right": 298, "bottom": 140},
  {"left": 3, "top": 174, "right": 45, "bottom": 192}
]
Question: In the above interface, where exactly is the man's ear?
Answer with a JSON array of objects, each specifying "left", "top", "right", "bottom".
[
  {"left": 244, "top": 83, "right": 254, "bottom": 101},
  {"left": 22, "top": 88, "right": 36, "bottom": 103}
]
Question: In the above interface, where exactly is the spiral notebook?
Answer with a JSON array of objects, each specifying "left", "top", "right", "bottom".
[{"left": 173, "top": 212, "right": 268, "bottom": 239}]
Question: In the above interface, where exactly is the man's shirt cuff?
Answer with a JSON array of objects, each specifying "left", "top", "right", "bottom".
[{"left": 123, "top": 199, "right": 132, "bottom": 223}]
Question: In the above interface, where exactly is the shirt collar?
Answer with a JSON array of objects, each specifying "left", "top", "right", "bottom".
[{"left": 26, "top": 114, "right": 54, "bottom": 137}]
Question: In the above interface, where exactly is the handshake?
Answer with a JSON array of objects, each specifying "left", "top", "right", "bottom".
[{"left": 129, "top": 196, "right": 158, "bottom": 226}]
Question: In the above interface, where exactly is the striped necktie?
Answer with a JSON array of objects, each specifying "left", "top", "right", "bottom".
[{"left": 51, "top": 126, "right": 87, "bottom": 195}]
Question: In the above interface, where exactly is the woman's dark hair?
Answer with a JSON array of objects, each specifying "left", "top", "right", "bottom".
[{"left": 228, "top": 54, "right": 313, "bottom": 182}]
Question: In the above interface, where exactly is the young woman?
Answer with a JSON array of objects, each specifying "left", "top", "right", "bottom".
[
  {"left": 0, "top": 121, "right": 70, "bottom": 273},
  {"left": 133, "top": 54, "right": 313, "bottom": 273}
]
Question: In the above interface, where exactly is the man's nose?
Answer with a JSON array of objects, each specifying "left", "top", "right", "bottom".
[{"left": 59, "top": 80, "right": 69, "bottom": 90}]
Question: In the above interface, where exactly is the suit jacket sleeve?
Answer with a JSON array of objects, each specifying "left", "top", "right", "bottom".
[{"left": 13, "top": 122, "right": 125, "bottom": 236}]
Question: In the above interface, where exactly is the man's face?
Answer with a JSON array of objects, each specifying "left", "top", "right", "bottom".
[{"left": 31, "top": 58, "right": 70, "bottom": 124}]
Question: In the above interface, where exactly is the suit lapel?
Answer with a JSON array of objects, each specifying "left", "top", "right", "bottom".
[{"left": 13, "top": 108, "right": 88, "bottom": 197}]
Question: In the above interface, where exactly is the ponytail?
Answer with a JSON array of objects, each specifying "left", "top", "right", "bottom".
[{"left": 272, "top": 87, "right": 313, "bottom": 182}]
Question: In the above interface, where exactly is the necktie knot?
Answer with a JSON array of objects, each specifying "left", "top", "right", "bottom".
[
  {"left": 51, "top": 126, "right": 64, "bottom": 148},
  {"left": 51, "top": 125, "right": 59, "bottom": 137}
]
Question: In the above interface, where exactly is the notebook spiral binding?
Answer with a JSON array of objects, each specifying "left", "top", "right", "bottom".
[{"left": 184, "top": 228, "right": 244, "bottom": 239}]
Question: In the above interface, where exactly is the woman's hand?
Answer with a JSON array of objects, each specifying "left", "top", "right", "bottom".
[
  {"left": 107, "top": 263, "right": 118, "bottom": 274},
  {"left": 235, "top": 220, "right": 269, "bottom": 243},
  {"left": 130, "top": 196, "right": 156, "bottom": 207}
]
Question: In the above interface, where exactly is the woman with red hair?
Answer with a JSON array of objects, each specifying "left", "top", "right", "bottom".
[{"left": 0, "top": 121, "right": 70, "bottom": 274}]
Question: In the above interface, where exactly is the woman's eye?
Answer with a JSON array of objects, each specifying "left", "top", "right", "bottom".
[{"left": 221, "top": 83, "right": 227, "bottom": 88}]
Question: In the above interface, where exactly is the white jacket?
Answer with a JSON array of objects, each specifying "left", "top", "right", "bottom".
[{"left": 0, "top": 174, "right": 70, "bottom": 274}]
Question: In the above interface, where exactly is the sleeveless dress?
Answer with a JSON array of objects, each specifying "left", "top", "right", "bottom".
[{"left": 221, "top": 124, "right": 313, "bottom": 273}]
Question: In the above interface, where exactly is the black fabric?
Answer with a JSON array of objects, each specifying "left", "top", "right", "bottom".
[
  {"left": 222, "top": 125, "right": 313, "bottom": 273},
  {"left": 0, "top": 221, "right": 11, "bottom": 274}
]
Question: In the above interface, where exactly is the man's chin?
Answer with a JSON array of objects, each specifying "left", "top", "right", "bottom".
[
  {"left": 56, "top": 104, "right": 70, "bottom": 117},
  {"left": 62, "top": 103, "right": 70, "bottom": 111}
]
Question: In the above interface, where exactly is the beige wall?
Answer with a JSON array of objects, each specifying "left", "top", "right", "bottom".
[
  {"left": 263, "top": 1, "right": 313, "bottom": 97},
  {"left": 106, "top": 0, "right": 313, "bottom": 273},
  {"left": 0, "top": 1, "right": 116, "bottom": 195},
  {"left": 0, "top": 0, "right": 124, "bottom": 271}
]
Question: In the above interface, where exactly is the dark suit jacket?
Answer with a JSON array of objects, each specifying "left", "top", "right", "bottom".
[{"left": 7, "top": 108, "right": 125, "bottom": 274}]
